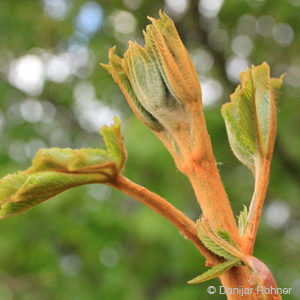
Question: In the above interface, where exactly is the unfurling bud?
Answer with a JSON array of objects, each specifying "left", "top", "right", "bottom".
[
  {"left": 101, "top": 47, "right": 163, "bottom": 132},
  {"left": 101, "top": 11, "right": 203, "bottom": 157},
  {"left": 221, "top": 62, "right": 285, "bottom": 174},
  {"left": 144, "top": 11, "right": 201, "bottom": 104}
]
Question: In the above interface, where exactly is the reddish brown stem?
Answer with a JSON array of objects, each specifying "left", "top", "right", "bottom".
[
  {"left": 110, "top": 174, "right": 220, "bottom": 264},
  {"left": 177, "top": 101, "right": 241, "bottom": 245},
  {"left": 244, "top": 159, "right": 272, "bottom": 255}
]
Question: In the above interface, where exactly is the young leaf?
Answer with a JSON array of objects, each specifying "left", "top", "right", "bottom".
[
  {"left": 101, "top": 48, "right": 163, "bottom": 132},
  {"left": 196, "top": 218, "right": 243, "bottom": 261},
  {"left": 0, "top": 117, "right": 126, "bottom": 219},
  {"left": 188, "top": 258, "right": 241, "bottom": 284},
  {"left": 144, "top": 10, "right": 201, "bottom": 104},
  {"left": 237, "top": 205, "right": 248, "bottom": 235},
  {"left": 221, "top": 63, "right": 285, "bottom": 174},
  {"left": 100, "top": 116, "right": 127, "bottom": 171},
  {"left": 216, "top": 229, "right": 239, "bottom": 249},
  {"left": 0, "top": 172, "right": 106, "bottom": 218}
]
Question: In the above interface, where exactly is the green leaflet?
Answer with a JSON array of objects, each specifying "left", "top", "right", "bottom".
[
  {"left": 221, "top": 63, "right": 284, "bottom": 173},
  {"left": 237, "top": 205, "right": 248, "bottom": 236},
  {"left": 193, "top": 217, "right": 279, "bottom": 286},
  {"left": 193, "top": 218, "right": 244, "bottom": 284},
  {"left": 216, "top": 229, "right": 239, "bottom": 249},
  {"left": 122, "top": 41, "right": 189, "bottom": 133},
  {"left": 100, "top": 48, "right": 163, "bottom": 132},
  {"left": 196, "top": 218, "right": 242, "bottom": 261},
  {"left": 197, "top": 225, "right": 235, "bottom": 260},
  {"left": 0, "top": 172, "right": 106, "bottom": 218},
  {"left": 0, "top": 117, "right": 127, "bottom": 219},
  {"left": 28, "top": 148, "right": 112, "bottom": 173},
  {"left": 123, "top": 41, "right": 167, "bottom": 116},
  {"left": 144, "top": 10, "right": 201, "bottom": 104},
  {"left": 100, "top": 116, "right": 127, "bottom": 171},
  {"left": 188, "top": 258, "right": 241, "bottom": 284}
]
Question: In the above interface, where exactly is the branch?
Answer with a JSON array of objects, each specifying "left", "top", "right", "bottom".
[
  {"left": 110, "top": 174, "right": 220, "bottom": 264},
  {"left": 244, "top": 159, "right": 271, "bottom": 254}
]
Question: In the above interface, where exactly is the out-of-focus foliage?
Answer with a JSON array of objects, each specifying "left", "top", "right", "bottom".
[{"left": 0, "top": 0, "right": 299, "bottom": 299}]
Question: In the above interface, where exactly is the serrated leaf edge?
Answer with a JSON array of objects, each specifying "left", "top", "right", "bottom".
[{"left": 188, "top": 258, "right": 241, "bottom": 284}]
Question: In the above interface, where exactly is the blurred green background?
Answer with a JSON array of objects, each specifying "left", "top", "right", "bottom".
[{"left": 0, "top": 0, "right": 299, "bottom": 299}]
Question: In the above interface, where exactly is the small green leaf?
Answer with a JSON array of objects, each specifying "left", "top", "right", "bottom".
[
  {"left": 100, "top": 116, "right": 127, "bottom": 171},
  {"left": 29, "top": 148, "right": 112, "bottom": 173},
  {"left": 237, "top": 205, "right": 248, "bottom": 235},
  {"left": 123, "top": 42, "right": 167, "bottom": 116},
  {"left": 188, "top": 258, "right": 241, "bottom": 284},
  {"left": 196, "top": 218, "right": 242, "bottom": 261},
  {"left": 145, "top": 11, "right": 201, "bottom": 104},
  {"left": 101, "top": 47, "right": 163, "bottom": 132},
  {"left": 0, "top": 172, "right": 105, "bottom": 218},
  {"left": 194, "top": 218, "right": 245, "bottom": 284},
  {"left": 216, "top": 229, "right": 239, "bottom": 249},
  {"left": 0, "top": 117, "right": 127, "bottom": 219},
  {"left": 197, "top": 223, "right": 235, "bottom": 260},
  {"left": 221, "top": 63, "right": 284, "bottom": 174}
]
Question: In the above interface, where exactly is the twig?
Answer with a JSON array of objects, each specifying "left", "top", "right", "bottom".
[
  {"left": 110, "top": 174, "right": 220, "bottom": 264},
  {"left": 244, "top": 159, "right": 271, "bottom": 255}
]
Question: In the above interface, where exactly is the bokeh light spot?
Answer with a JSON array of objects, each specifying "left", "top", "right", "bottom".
[
  {"left": 123, "top": 0, "right": 143, "bottom": 10},
  {"left": 256, "top": 15, "right": 275, "bottom": 37},
  {"left": 273, "top": 23, "right": 294, "bottom": 47},
  {"left": 208, "top": 29, "right": 229, "bottom": 52},
  {"left": 75, "top": 2, "right": 103, "bottom": 35},
  {"left": 45, "top": 54, "right": 72, "bottom": 83},
  {"left": 8, "top": 140, "right": 27, "bottom": 163},
  {"left": 265, "top": 200, "right": 291, "bottom": 229},
  {"left": 9, "top": 55, "right": 45, "bottom": 95},
  {"left": 43, "top": 0, "right": 69, "bottom": 20},
  {"left": 201, "top": 78, "right": 223, "bottom": 106},
  {"left": 60, "top": 254, "right": 82, "bottom": 277},
  {"left": 286, "top": 66, "right": 300, "bottom": 87},
  {"left": 25, "top": 138, "right": 47, "bottom": 159},
  {"left": 191, "top": 49, "right": 214, "bottom": 74},
  {"left": 73, "top": 81, "right": 120, "bottom": 133},
  {"left": 231, "top": 35, "right": 253, "bottom": 58},
  {"left": 226, "top": 56, "right": 250, "bottom": 83},
  {"left": 199, "top": 0, "right": 224, "bottom": 18},
  {"left": 237, "top": 15, "right": 256, "bottom": 36},
  {"left": 112, "top": 10, "right": 137, "bottom": 35},
  {"left": 165, "top": 0, "right": 189, "bottom": 19},
  {"left": 99, "top": 247, "right": 119, "bottom": 268},
  {"left": 20, "top": 99, "right": 43, "bottom": 123}
]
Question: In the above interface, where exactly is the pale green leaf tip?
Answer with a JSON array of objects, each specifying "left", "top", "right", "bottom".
[
  {"left": 187, "top": 277, "right": 204, "bottom": 285},
  {"left": 100, "top": 116, "right": 127, "bottom": 171},
  {"left": 187, "top": 259, "right": 241, "bottom": 284},
  {"left": 196, "top": 217, "right": 239, "bottom": 260},
  {"left": 100, "top": 43, "right": 165, "bottom": 133},
  {"left": 100, "top": 115, "right": 121, "bottom": 139},
  {"left": 237, "top": 205, "right": 248, "bottom": 236}
]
